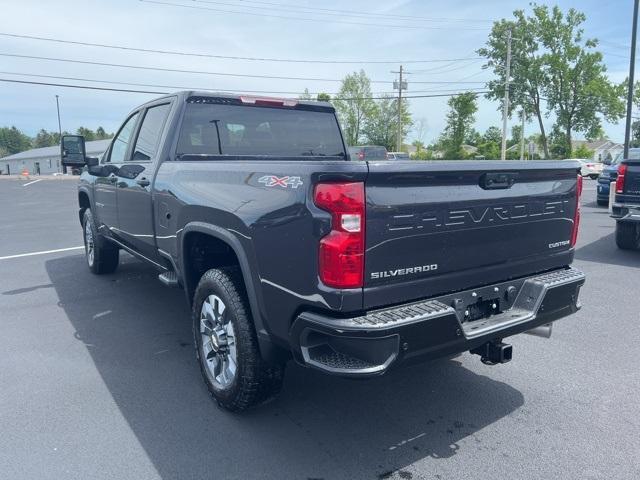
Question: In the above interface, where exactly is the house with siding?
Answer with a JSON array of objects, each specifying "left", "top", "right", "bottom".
[{"left": 571, "top": 140, "right": 623, "bottom": 163}]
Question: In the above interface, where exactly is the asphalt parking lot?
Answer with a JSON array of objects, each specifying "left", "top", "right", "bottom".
[{"left": 1, "top": 177, "right": 639, "bottom": 480}]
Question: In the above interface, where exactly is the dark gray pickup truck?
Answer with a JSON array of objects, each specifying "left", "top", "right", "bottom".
[
  {"left": 61, "top": 91, "right": 585, "bottom": 411},
  {"left": 612, "top": 157, "right": 640, "bottom": 249}
]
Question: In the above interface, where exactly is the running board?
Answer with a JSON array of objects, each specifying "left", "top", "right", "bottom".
[{"left": 158, "top": 271, "right": 179, "bottom": 288}]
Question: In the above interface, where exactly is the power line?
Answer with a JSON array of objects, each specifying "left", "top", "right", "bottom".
[
  {"left": 0, "top": 52, "right": 489, "bottom": 84},
  {"left": 192, "top": 0, "right": 492, "bottom": 24},
  {"left": 0, "top": 70, "right": 490, "bottom": 96},
  {"left": 0, "top": 32, "right": 482, "bottom": 65},
  {"left": 0, "top": 77, "right": 489, "bottom": 100},
  {"left": 0, "top": 78, "right": 165, "bottom": 94},
  {"left": 196, "top": 0, "right": 493, "bottom": 23},
  {"left": 140, "top": 0, "right": 489, "bottom": 31}
]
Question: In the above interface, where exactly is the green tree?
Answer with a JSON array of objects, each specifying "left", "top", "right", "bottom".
[
  {"left": 510, "top": 124, "right": 523, "bottom": 148},
  {"left": 548, "top": 125, "right": 570, "bottom": 158},
  {"left": 316, "top": 92, "right": 331, "bottom": 102},
  {"left": 333, "top": 70, "right": 376, "bottom": 146},
  {"left": 479, "top": 8, "right": 551, "bottom": 158},
  {"left": 479, "top": 5, "right": 623, "bottom": 159},
  {"left": 298, "top": 88, "right": 313, "bottom": 100},
  {"left": 537, "top": 5, "right": 624, "bottom": 154},
  {"left": 439, "top": 92, "right": 478, "bottom": 159},
  {"left": 631, "top": 120, "right": 640, "bottom": 148},
  {"left": 77, "top": 127, "right": 96, "bottom": 141},
  {"left": 33, "top": 129, "right": 56, "bottom": 148},
  {"left": 412, "top": 140, "right": 425, "bottom": 153},
  {"left": 571, "top": 144, "right": 594, "bottom": 159},
  {"left": 484, "top": 126, "right": 503, "bottom": 145},
  {"left": 0, "top": 126, "right": 32, "bottom": 155},
  {"left": 464, "top": 128, "right": 481, "bottom": 146},
  {"left": 95, "top": 126, "right": 113, "bottom": 140},
  {"left": 362, "top": 96, "right": 412, "bottom": 150}
]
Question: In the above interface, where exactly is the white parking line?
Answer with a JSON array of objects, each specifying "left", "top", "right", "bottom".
[
  {"left": 22, "top": 179, "right": 43, "bottom": 187},
  {"left": 0, "top": 246, "right": 84, "bottom": 261}
]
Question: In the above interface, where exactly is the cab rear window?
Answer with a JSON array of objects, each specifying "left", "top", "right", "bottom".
[{"left": 177, "top": 103, "right": 346, "bottom": 159}]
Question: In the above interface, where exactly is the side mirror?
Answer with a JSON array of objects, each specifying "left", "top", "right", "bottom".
[{"left": 61, "top": 135, "right": 86, "bottom": 167}]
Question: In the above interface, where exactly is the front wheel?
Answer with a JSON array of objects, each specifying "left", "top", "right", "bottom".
[
  {"left": 83, "top": 209, "right": 119, "bottom": 274},
  {"left": 193, "top": 267, "right": 284, "bottom": 412},
  {"left": 616, "top": 222, "right": 640, "bottom": 250}
]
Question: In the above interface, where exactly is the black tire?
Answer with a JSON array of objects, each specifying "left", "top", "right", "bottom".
[
  {"left": 615, "top": 222, "right": 640, "bottom": 250},
  {"left": 192, "top": 267, "right": 284, "bottom": 412},
  {"left": 82, "top": 209, "right": 119, "bottom": 274},
  {"left": 596, "top": 198, "right": 608, "bottom": 207},
  {"left": 589, "top": 174, "right": 599, "bottom": 180}
]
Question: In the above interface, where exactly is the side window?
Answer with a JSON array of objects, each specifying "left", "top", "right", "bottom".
[
  {"left": 108, "top": 112, "right": 140, "bottom": 163},
  {"left": 131, "top": 104, "right": 171, "bottom": 161}
]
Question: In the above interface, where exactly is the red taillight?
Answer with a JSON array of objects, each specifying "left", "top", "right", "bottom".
[
  {"left": 616, "top": 163, "right": 628, "bottom": 194},
  {"left": 571, "top": 174, "right": 583, "bottom": 247},
  {"left": 314, "top": 182, "right": 365, "bottom": 289}
]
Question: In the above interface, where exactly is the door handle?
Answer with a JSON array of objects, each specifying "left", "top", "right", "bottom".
[
  {"left": 136, "top": 178, "right": 150, "bottom": 187},
  {"left": 108, "top": 173, "right": 117, "bottom": 183}
]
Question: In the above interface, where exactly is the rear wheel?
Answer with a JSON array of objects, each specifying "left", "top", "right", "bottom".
[
  {"left": 193, "top": 267, "right": 284, "bottom": 412},
  {"left": 615, "top": 222, "right": 640, "bottom": 250},
  {"left": 596, "top": 198, "right": 608, "bottom": 207},
  {"left": 83, "top": 209, "right": 119, "bottom": 274}
]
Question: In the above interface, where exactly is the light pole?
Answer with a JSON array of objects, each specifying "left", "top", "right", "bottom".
[
  {"left": 55, "top": 95, "right": 65, "bottom": 173},
  {"left": 624, "top": 0, "right": 639, "bottom": 158}
]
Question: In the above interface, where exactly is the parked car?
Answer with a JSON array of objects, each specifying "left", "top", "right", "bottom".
[
  {"left": 62, "top": 91, "right": 585, "bottom": 411},
  {"left": 611, "top": 155, "right": 640, "bottom": 250},
  {"left": 574, "top": 159, "right": 603, "bottom": 179},
  {"left": 348, "top": 145, "right": 388, "bottom": 161},
  {"left": 387, "top": 151, "right": 410, "bottom": 160},
  {"left": 597, "top": 149, "right": 640, "bottom": 207}
]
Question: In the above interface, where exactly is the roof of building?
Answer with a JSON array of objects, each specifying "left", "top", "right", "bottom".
[
  {"left": 572, "top": 139, "right": 622, "bottom": 150},
  {"left": 0, "top": 139, "right": 111, "bottom": 162}
]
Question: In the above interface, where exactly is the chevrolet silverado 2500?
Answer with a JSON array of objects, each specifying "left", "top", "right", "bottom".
[{"left": 61, "top": 91, "right": 585, "bottom": 411}]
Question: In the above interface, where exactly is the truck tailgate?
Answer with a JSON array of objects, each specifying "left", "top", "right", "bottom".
[{"left": 363, "top": 161, "right": 580, "bottom": 309}]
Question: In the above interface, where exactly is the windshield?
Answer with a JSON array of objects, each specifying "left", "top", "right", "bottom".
[{"left": 177, "top": 103, "right": 345, "bottom": 158}]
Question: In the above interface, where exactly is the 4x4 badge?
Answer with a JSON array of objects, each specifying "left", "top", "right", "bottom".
[{"left": 258, "top": 175, "right": 303, "bottom": 189}]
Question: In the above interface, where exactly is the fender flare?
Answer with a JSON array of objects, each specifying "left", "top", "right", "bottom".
[
  {"left": 77, "top": 186, "right": 93, "bottom": 224},
  {"left": 179, "top": 222, "right": 275, "bottom": 356}
]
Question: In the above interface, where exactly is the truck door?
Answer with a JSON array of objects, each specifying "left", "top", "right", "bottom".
[
  {"left": 94, "top": 111, "right": 140, "bottom": 236},
  {"left": 116, "top": 102, "right": 172, "bottom": 262}
]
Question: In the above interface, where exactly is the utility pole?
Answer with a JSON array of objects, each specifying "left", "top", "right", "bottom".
[
  {"left": 501, "top": 29, "right": 513, "bottom": 161},
  {"left": 624, "top": 0, "right": 639, "bottom": 159},
  {"left": 393, "top": 65, "right": 406, "bottom": 152},
  {"left": 56, "top": 95, "right": 65, "bottom": 174},
  {"left": 520, "top": 110, "right": 525, "bottom": 160}
]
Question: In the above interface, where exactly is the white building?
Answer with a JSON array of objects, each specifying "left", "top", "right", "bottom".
[
  {"left": 0, "top": 139, "right": 111, "bottom": 175},
  {"left": 572, "top": 140, "right": 623, "bottom": 163}
]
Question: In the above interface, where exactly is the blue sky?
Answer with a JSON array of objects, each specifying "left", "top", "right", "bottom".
[{"left": 0, "top": 0, "right": 634, "bottom": 144}]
